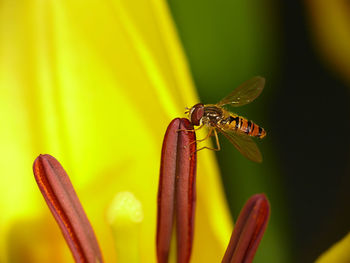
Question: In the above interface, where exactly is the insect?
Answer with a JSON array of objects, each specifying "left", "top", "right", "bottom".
[{"left": 186, "top": 76, "right": 266, "bottom": 163}]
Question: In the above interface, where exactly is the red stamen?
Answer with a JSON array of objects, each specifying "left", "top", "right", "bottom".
[
  {"left": 157, "top": 118, "right": 197, "bottom": 263},
  {"left": 33, "top": 154, "right": 103, "bottom": 263},
  {"left": 222, "top": 194, "right": 270, "bottom": 263}
]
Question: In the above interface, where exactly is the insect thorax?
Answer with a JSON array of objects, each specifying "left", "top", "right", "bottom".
[{"left": 202, "top": 106, "right": 224, "bottom": 126}]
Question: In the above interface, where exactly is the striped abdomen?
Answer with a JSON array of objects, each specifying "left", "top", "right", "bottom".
[{"left": 222, "top": 115, "right": 266, "bottom": 138}]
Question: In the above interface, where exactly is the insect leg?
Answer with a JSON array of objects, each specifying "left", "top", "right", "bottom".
[
  {"left": 213, "top": 128, "right": 221, "bottom": 151},
  {"left": 187, "top": 126, "right": 211, "bottom": 147},
  {"left": 195, "top": 127, "right": 213, "bottom": 142},
  {"left": 195, "top": 128, "right": 221, "bottom": 152},
  {"left": 177, "top": 124, "right": 205, "bottom": 133}
]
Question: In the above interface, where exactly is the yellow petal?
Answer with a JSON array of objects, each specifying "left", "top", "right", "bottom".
[
  {"left": 316, "top": 232, "right": 350, "bottom": 263},
  {"left": 305, "top": 0, "right": 350, "bottom": 83},
  {"left": 0, "top": 0, "right": 231, "bottom": 262}
]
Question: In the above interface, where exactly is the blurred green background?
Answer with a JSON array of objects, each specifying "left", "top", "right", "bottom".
[{"left": 168, "top": 1, "right": 350, "bottom": 262}]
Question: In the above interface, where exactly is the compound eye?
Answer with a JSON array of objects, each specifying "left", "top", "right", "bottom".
[{"left": 190, "top": 104, "right": 204, "bottom": 126}]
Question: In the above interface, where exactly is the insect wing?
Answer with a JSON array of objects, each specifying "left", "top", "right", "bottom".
[
  {"left": 219, "top": 128, "right": 262, "bottom": 163},
  {"left": 216, "top": 76, "right": 265, "bottom": 107}
]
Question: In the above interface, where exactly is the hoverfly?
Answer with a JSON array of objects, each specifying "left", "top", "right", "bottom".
[{"left": 186, "top": 76, "right": 266, "bottom": 163}]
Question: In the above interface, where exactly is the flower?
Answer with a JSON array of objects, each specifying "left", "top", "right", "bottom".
[
  {"left": 0, "top": 0, "right": 231, "bottom": 261},
  {"left": 316, "top": 233, "right": 350, "bottom": 263},
  {"left": 305, "top": 0, "right": 350, "bottom": 84},
  {"left": 32, "top": 150, "right": 270, "bottom": 263},
  {"left": 31, "top": 118, "right": 350, "bottom": 263}
]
